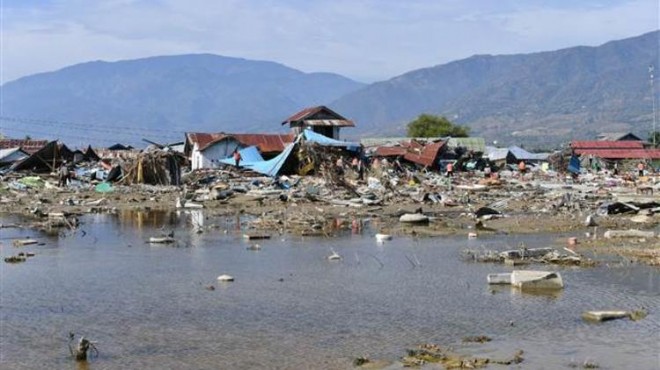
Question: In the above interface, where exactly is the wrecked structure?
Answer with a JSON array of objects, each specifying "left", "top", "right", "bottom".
[{"left": 281, "top": 105, "right": 354, "bottom": 140}]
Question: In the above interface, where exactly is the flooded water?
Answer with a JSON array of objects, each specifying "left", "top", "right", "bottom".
[{"left": 1, "top": 211, "right": 659, "bottom": 369}]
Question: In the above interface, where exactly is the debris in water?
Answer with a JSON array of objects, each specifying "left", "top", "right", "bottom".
[
  {"left": 327, "top": 249, "right": 342, "bottom": 260},
  {"left": 217, "top": 274, "right": 234, "bottom": 282},
  {"left": 462, "top": 335, "right": 492, "bottom": 343},
  {"left": 68, "top": 333, "right": 98, "bottom": 362}
]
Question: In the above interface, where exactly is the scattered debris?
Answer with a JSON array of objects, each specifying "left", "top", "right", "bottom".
[
  {"left": 582, "top": 308, "right": 648, "bottom": 322},
  {"left": 375, "top": 233, "right": 392, "bottom": 242},
  {"left": 246, "top": 244, "right": 262, "bottom": 251},
  {"left": 399, "top": 213, "right": 430, "bottom": 224},
  {"left": 488, "top": 270, "right": 564, "bottom": 290},
  {"left": 353, "top": 356, "right": 370, "bottom": 366},
  {"left": 401, "top": 343, "right": 523, "bottom": 368},
  {"left": 243, "top": 233, "right": 271, "bottom": 240},
  {"left": 149, "top": 236, "right": 175, "bottom": 244},
  {"left": 462, "top": 335, "right": 492, "bottom": 343},
  {"left": 327, "top": 249, "right": 342, "bottom": 260},
  {"left": 217, "top": 274, "right": 235, "bottom": 282},
  {"left": 603, "top": 229, "right": 656, "bottom": 239},
  {"left": 68, "top": 333, "right": 98, "bottom": 362},
  {"left": 12, "top": 238, "right": 38, "bottom": 247}
]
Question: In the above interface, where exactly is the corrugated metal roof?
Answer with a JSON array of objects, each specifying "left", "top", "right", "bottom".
[
  {"left": 485, "top": 146, "right": 509, "bottom": 161},
  {"left": 281, "top": 106, "right": 354, "bottom": 127},
  {"left": 0, "top": 139, "right": 48, "bottom": 154},
  {"left": 303, "top": 119, "right": 354, "bottom": 127},
  {"left": 404, "top": 141, "right": 445, "bottom": 167},
  {"left": 186, "top": 132, "right": 225, "bottom": 151},
  {"left": 571, "top": 141, "right": 643, "bottom": 149},
  {"left": 187, "top": 132, "right": 295, "bottom": 153},
  {"left": 596, "top": 132, "right": 642, "bottom": 141},
  {"left": 375, "top": 146, "right": 409, "bottom": 157},
  {"left": 283, "top": 106, "right": 325, "bottom": 123},
  {"left": 507, "top": 146, "right": 550, "bottom": 161},
  {"left": 0, "top": 147, "right": 29, "bottom": 164},
  {"left": 374, "top": 140, "right": 445, "bottom": 167},
  {"left": 231, "top": 134, "right": 295, "bottom": 153},
  {"left": 574, "top": 149, "right": 660, "bottom": 159},
  {"left": 361, "top": 137, "right": 442, "bottom": 148}
]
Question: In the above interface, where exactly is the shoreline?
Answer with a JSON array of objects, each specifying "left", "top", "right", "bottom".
[{"left": 2, "top": 173, "right": 657, "bottom": 265}]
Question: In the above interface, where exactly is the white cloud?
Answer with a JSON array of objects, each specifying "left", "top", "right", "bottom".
[{"left": 1, "top": 0, "right": 658, "bottom": 83}]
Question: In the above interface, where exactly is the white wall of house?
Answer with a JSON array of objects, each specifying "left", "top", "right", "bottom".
[{"left": 191, "top": 139, "right": 243, "bottom": 170}]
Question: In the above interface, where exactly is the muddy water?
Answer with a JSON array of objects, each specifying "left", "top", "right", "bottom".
[{"left": 1, "top": 211, "right": 659, "bottom": 369}]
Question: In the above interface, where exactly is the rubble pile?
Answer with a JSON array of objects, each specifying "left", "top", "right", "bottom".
[{"left": 0, "top": 136, "right": 658, "bottom": 263}]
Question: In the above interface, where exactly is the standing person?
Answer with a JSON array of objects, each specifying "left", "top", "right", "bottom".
[
  {"left": 233, "top": 149, "right": 242, "bottom": 167},
  {"left": 446, "top": 161, "right": 454, "bottom": 177},
  {"left": 613, "top": 162, "right": 619, "bottom": 176},
  {"left": 637, "top": 161, "right": 645, "bottom": 177},
  {"left": 518, "top": 161, "right": 526, "bottom": 175},
  {"left": 58, "top": 161, "right": 70, "bottom": 187}
]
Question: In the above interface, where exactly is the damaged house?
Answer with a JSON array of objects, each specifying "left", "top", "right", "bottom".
[
  {"left": 281, "top": 106, "right": 354, "bottom": 140},
  {"left": 185, "top": 133, "right": 295, "bottom": 170}
]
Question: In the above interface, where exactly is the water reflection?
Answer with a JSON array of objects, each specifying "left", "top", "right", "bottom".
[{"left": 1, "top": 212, "right": 658, "bottom": 370}]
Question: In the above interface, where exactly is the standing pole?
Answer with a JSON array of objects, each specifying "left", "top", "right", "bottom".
[{"left": 650, "top": 64, "right": 657, "bottom": 147}]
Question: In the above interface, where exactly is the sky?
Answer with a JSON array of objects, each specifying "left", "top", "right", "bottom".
[{"left": 1, "top": 0, "right": 659, "bottom": 84}]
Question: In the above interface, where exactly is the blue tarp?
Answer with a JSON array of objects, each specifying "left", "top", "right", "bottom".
[
  {"left": 218, "top": 146, "right": 264, "bottom": 166},
  {"left": 568, "top": 155, "right": 581, "bottom": 174},
  {"left": 303, "top": 129, "right": 360, "bottom": 151},
  {"left": 240, "top": 143, "right": 297, "bottom": 177}
]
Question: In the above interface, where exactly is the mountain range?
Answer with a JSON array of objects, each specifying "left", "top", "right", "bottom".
[{"left": 1, "top": 30, "right": 658, "bottom": 147}]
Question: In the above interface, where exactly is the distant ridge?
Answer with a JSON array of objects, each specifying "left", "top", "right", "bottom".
[
  {"left": 331, "top": 30, "right": 660, "bottom": 146},
  {"left": 0, "top": 54, "right": 364, "bottom": 146},
  {"left": 2, "top": 31, "right": 658, "bottom": 147}
]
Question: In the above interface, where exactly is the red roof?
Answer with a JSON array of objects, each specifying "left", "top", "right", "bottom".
[
  {"left": 231, "top": 133, "right": 295, "bottom": 153},
  {"left": 187, "top": 132, "right": 294, "bottom": 153},
  {"left": 571, "top": 141, "right": 643, "bottom": 149},
  {"left": 375, "top": 146, "right": 409, "bottom": 157},
  {"left": 0, "top": 139, "right": 48, "bottom": 154},
  {"left": 374, "top": 140, "right": 446, "bottom": 167},
  {"left": 404, "top": 141, "right": 446, "bottom": 167},
  {"left": 284, "top": 106, "right": 326, "bottom": 123},
  {"left": 186, "top": 133, "right": 225, "bottom": 151},
  {"left": 574, "top": 149, "right": 660, "bottom": 159},
  {"left": 282, "top": 106, "right": 355, "bottom": 127}
]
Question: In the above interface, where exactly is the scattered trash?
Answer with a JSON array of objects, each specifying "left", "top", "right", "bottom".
[
  {"left": 353, "top": 356, "right": 370, "bottom": 366},
  {"left": 149, "top": 236, "right": 175, "bottom": 244},
  {"left": 603, "top": 229, "right": 655, "bottom": 239},
  {"left": 68, "top": 333, "right": 98, "bottom": 362},
  {"left": 582, "top": 308, "right": 647, "bottom": 322},
  {"left": 243, "top": 233, "right": 271, "bottom": 240},
  {"left": 246, "top": 244, "right": 262, "bottom": 251},
  {"left": 488, "top": 270, "right": 564, "bottom": 290},
  {"left": 375, "top": 233, "right": 392, "bottom": 242},
  {"left": 399, "top": 213, "right": 429, "bottom": 224},
  {"left": 402, "top": 343, "right": 523, "bottom": 368},
  {"left": 462, "top": 335, "right": 492, "bottom": 343},
  {"left": 327, "top": 249, "right": 342, "bottom": 260},
  {"left": 217, "top": 274, "right": 235, "bottom": 282},
  {"left": 12, "top": 238, "right": 38, "bottom": 247}
]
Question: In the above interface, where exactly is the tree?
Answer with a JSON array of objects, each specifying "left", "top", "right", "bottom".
[
  {"left": 649, "top": 131, "right": 660, "bottom": 148},
  {"left": 406, "top": 114, "right": 470, "bottom": 137}
]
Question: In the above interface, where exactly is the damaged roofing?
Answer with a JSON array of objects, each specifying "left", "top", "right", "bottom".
[
  {"left": 281, "top": 106, "right": 355, "bottom": 127},
  {"left": 187, "top": 132, "right": 295, "bottom": 153}
]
